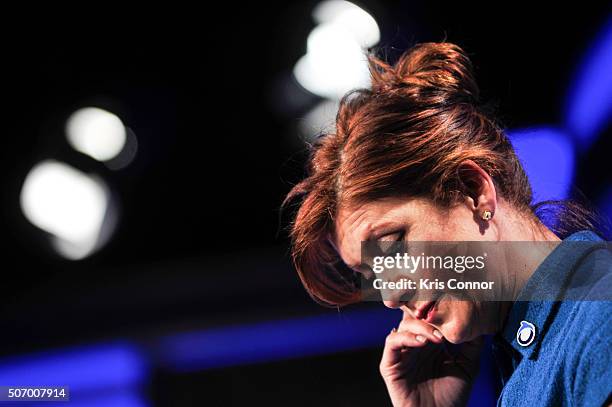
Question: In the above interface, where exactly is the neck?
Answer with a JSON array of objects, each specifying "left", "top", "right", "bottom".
[{"left": 487, "top": 204, "right": 561, "bottom": 334}]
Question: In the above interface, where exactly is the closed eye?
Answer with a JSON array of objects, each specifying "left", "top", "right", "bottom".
[
  {"left": 375, "top": 230, "right": 405, "bottom": 254},
  {"left": 378, "top": 230, "right": 405, "bottom": 242}
]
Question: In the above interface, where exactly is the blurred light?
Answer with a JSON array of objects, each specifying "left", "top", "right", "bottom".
[
  {"left": 294, "top": 24, "right": 371, "bottom": 99},
  {"left": 565, "top": 17, "right": 612, "bottom": 150},
  {"left": 299, "top": 99, "right": 339, "bottom": 141},
  {"left": 20, "top": 160, "right": 111, "bottom": 259},
  {"left": 312, "top": 0, "right": 380, "bottom": 48},
  {"left": 0, "top": 343, "right": 147, "bottom": 392},
  {"left": 155, "top": 306, "right": 494, "bottom": 405},
  {"left": 509, "top": 127, "right": 575, "bottom": 202},
  {"left": 66, "top": 107, "right": 127, "bottom": 162},
  {"left": 293, "top": 0, "right": 379, "bottom": 100},
  {"left": 157, "top": 308, "right": 401, "bottom": 372},
  {"left": 61, "top": 390, "right": 150, "bottom": 407},
  {"left": 105, "top": 127, "right": 138, "bottom": 170}
]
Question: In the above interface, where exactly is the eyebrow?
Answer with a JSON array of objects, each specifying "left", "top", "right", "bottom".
[{"left": 361, "top": 221, "right": 398, "bottom": 241}]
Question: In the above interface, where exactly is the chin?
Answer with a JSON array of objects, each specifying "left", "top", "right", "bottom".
[
  {"left": 440, "top": 321, "right": 468, "bottom": 344},
  {"left": 438, "top": 303, "right": 476, "bottom": 344}
]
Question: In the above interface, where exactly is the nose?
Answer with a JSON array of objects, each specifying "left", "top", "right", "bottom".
[
  {"left": 381, "top": 283, "right": 415, "bottom": 309},
  {"left": 383, "top": 300, "right": 402, "bottom": 309},
  {"left": 383, "top": 300, "right": 416, "bottom": 315}
]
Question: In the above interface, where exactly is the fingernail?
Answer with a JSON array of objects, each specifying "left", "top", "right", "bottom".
[
  {"left": 415, "top": 335, "right": 426, "bottom": 343},
  {"left": 390, "top": 327, "right": 396, "bottom": 334},
  {"left": 433, "top": 330, "right": 443, "bottom": 339}
]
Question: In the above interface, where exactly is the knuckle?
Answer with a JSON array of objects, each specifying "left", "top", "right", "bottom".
[
  {"left": 399, "top": 320, "right": 419, "bottom": 333},
  {"left": 379, "top": 365, "right": 390, "bottom": 378},
  {"left": 379, "top": 360, "right": 394, "bottom": 377}
]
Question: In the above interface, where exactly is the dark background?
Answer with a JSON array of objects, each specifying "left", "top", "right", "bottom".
[{"left": 0, "top": 2, "right": 610, "bottom": 406}]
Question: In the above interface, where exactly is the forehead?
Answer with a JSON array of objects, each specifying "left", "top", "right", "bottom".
[{"left": 330, "top": 197, "right": 409, "bottom": 267}]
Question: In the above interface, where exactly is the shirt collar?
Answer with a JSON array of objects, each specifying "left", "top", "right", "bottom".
[{"left": 500, "top": 230, "right": 604, "bottom": 359}]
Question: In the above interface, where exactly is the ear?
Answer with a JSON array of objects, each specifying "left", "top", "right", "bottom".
[{"left": 457, "top": 160, "right": 498, "bottom": 219}]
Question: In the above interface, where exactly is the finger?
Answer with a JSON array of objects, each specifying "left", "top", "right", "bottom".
[
  {"left": 380, "top": 329, "right": 428, "bottom": 371},
  {"left": 397, "top": 317, "right": 444, "bottom": 343}
]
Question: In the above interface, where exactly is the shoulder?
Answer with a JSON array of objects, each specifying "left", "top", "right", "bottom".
[
  {"left": 567, "top": 243, "right": 612, "bottom": 300},
  {"left": 563, "top": 243, "right": 612, "bottom": 406},
  {"left": 561, "top": 244, "right": 612, "bottom": 338},
  {"left": 555, "top": 299, "right": 611, "bottom": 357},
  {"left": 570, "top": 313, "right": 612, "bottom": 406}
]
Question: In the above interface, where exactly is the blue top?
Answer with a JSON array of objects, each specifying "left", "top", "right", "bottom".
[{"left": 493, "top": 230, "right": 612, "bottom": 407}]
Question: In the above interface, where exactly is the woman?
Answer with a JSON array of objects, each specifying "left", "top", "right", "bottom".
[{"left": 282, "top": 42, "right": 611, "bottom": 406}]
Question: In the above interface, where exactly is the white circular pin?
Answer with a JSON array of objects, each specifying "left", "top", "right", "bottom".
[{"left": 516, "top": 320, "right": 536, "bottom": 347}]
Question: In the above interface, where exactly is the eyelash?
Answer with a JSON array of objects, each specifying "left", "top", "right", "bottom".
[
  {"left": 389, "top": 230, "right": 405, "bottom": 240},
  {"left": 374, "top": 231, "right": 404, "bottom": 256},
  {"left": 377, "top": 230, "right": 405, "bottom": 242}
]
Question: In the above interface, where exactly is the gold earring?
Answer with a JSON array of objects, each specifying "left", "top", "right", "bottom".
[{"left": 481, "top": 210, "right": 492, "bottom": 221}]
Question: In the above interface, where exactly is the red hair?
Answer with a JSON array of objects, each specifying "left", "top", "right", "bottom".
[{"left": 282, "top": 42, "right": 534, "bottom": 306}]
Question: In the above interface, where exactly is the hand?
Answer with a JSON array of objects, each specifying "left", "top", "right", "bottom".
[{"left": 379, "top": 312, "right": 483, "bottom": 407}]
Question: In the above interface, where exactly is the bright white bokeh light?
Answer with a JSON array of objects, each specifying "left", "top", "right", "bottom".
[
  {"left": 312, "top": 0, "right": 380, "bottom": 48},
  {"left": 294, "top": 23, "right": 371, "bottom": 99},
  {"left": 66, "top": 107, "right": 127, "bottom": 162},
  {"left": 51, "top": 235, "right": 98, "bottom": 261},
  {"left": 299, "top": 99, "right": 340, "bottom": 141},
  {"left": 20, "top": 160, "right": 110, "bottom": 259},
  {"left": 294, "top": 0, "right": 380, "bottom": 100}
]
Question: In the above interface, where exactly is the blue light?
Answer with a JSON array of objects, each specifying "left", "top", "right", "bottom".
[
  {"left": 1, "top": 389, "right": 150, "bottom": 407},
  {"left": 565, "top": 17, "right": 612, "bottom": 150},
  {"left": 67, "top": 391, "right": 150, "bottom": 407},
  {"left": 0, "top": 342, "right": 147, "bottom": 393},
  {"left": 156, "top": 307, "right": 402, "bottom": 372},
  {"left": 155, "top": 307, "right": 494, "bottom": 405},
  {"left": 65, "top": 390, "right": 150, "bottom": 407},
  {"left": 508, "top": 127, "right": 575, "bottom": 202}
]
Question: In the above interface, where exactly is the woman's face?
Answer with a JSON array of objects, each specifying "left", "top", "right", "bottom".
[{"left": 331, "top": 195, "right": 501, "bottom": 343}]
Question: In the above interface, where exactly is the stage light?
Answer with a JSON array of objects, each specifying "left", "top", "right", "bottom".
[
  {"left": 565, "top": 18, "right": 612, "bottom": 151},
  {"left": 105, "top": 127, "right": 138, "bottom": 170},
  {"left": 65, "top": 391, "right": 150, "bottom": 407},
  {"left": 0, "top": 342, "right": 149, "bottom": 407},
  {"left": 293, "top": 0, "right": 379, "bottom": 100},
  {"left": 294, "top": 24, "right": 371, "bottom": 99},
  {"left": 20, "top": 160, "right": 110, "bottom": 260},
  {"left": 299, "top": 99, "right": 339, "bottom": 141},
  {"left": 66, "top": 107, "right": 127, "bottom": 162},
  {"left": 157, "top": 308, "right": 401, "bottom": 372},
  {"left": 312, "top": 0, "right": 380, "bottom": 48},
  {"left": 0, "top": 343, "right": 147, "bottom": 391},
  {"left": 509, "top": 127, "right": 575, "bottom": 202}
]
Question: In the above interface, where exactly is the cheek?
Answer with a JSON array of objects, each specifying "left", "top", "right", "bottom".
[
  {"left": 439, "top": 301, "right": 476, "bottom": 343},
  {"left": 440, "top": 207, "right": 483, "bottom": 240},
  {"left": 407, "top": 206, "right": 477, "bottom": 241}
]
